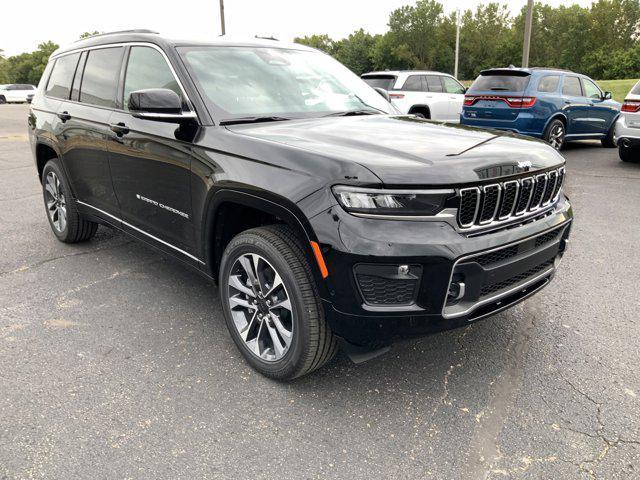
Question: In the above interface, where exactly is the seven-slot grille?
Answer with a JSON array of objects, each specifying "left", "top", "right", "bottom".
[{"left": 457, "top": 167, "right": 565, "bottom": 229}]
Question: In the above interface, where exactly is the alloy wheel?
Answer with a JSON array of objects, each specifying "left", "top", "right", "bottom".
[
  {"left": 227, "top": 253, "right": 294, "bottom": 362},
  {"left": 44, "top": 171, "right": 67, "bottom": 232},
  {"left": 549, "top": 123, "right": 565, "bottom": 150}
]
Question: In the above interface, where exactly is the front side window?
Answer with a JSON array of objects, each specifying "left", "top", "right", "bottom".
[
  {"left": 178, "top": 46, "right": 395, "bottom": 120},
  {"left": 123, "top": 47, "right": 183, "bottom": 110},
  {"left": 45, "top": 53, "right": 80, "bottom": 99},
  {"left": 402, "top": 75, "right": 425, "bottom": 92},
  {"left": 562, "top": 76, "right": 582, "bottom": 97},
  {"left": 582, "top": 78, "right": 602, "bottom": 99},
  {"left": 426, "top": 75, "right": 444, "bottom": 93},
  {"left": 538, "top": 75, "right": 560, "bottom": 93},
  {"left": 79, "top": 47, "right": 123, "bottom": 108},
  {"left": 442, "top": 76, "right": 465, "bottom": 94}
]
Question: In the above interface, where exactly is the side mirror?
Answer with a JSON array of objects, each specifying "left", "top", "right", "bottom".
[
  {"left": 128, "top": 88, "right": 196, "bottom": 123},
  {"left": 373, "top": 87, "right": 391, "bottom": 103},
  {"left": 603, "top": 91, "right": 612, "bottom": 100}
]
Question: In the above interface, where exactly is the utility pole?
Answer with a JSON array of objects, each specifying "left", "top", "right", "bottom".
[
  {"left": 219, "top": 0, "right": 226, "bottom": 36},
  {"left": 454, "top": 8, "right": 461, "bottom": 79},
  {"left": 522, "top": 0, "right": 534, "bottom": 67}
]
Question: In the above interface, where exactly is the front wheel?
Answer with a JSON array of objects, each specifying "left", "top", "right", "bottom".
[
  {"left": 219, "top": 225, "right": 337, "bottom": 380},
  {"left": 41, "top": 159, "right": 98, "bottom": 243},
  {"left": 0, "top": 96, "right": 6, "bottom": 105},
  {"left": 601, "top": 123, "right": 616, "bottom": 148},
  {"left": 544, "top": 119, "right": 566, "bottom": 150}
]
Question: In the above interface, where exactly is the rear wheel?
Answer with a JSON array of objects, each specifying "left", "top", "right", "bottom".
[
  {"left": 601, "top": 123, "right": 616, "bottom": 148},
  {"left": 41, "top": 159, "right": 98, "bottom": 243},
  {"left": 219, "top": 225, "right": 337, "bottom": 380},
  {"left": 410, "top": 107, "right": 430, "bottom": 119},
  {"left": 544, "top": 119, "right": 566, "bottom": 151},
  {"left": 619, "top": 144, "right": 640, "bottom": 163},
  {"left": 0, "top": 96, "right": 6, "bottom": 105}
]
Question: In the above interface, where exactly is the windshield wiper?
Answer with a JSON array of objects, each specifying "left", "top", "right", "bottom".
[
  {"left": 323, "top": 109, "right": 380, "bottom": 117},
  {"left": 220, "top": 116, "right": 291, "bottom": 126}
]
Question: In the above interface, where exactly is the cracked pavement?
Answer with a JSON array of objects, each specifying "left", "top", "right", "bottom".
[{"left": 0, "top": 104, "right": 638, "bottom": 479}]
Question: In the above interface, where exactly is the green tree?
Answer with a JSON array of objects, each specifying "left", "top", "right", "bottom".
[
  {"left": 332, "top": 29, "right": 378, "bottom": 75},
  {"left": 3, "top": 41, "right": 59, "bottom": 84},
  {"left": 293, "top": 34, "right": 335, "bottom": 54},
  {"left": 79, "top": 31, "right": 101, "bottom": 40}
]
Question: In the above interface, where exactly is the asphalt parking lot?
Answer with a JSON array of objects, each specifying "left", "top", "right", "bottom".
[{"left": 1, "top": 103, "right": 639, "bottom": 480}]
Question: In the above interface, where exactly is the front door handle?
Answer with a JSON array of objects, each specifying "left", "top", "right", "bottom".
[
  {"left": 57, "top": 111, "right": 71, "bottom": 122},
  {"left": 110, "top": 122, "right": 130, "bottom": 136}
]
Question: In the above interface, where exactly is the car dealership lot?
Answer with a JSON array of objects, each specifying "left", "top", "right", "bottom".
[{"left": 0, "top": 103, "right": 638, "bottom": 479}]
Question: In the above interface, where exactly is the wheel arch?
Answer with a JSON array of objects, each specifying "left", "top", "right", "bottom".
[
  {"left": 35, "top": 141, "right": 61, "bottom": 181},
  {"left": 408, "top": 104, "right": 431, "bottom": 118},
  {"left": 542, "top": 113, "right": 567, "bottom": 136},
  {"left": 202, "top": 189, "right": 329, "bottom": 296}
]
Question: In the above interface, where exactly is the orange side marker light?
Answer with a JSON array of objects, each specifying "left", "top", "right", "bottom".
[{"left": 310, "top": 241, "right": 329, "bottom": 279}]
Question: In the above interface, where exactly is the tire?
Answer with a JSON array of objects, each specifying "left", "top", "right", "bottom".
[
  {"left": 601, "top": 123, "right": 616, "bottom": 148},
  {"left": 543, "top": 118, "right": 566, "bottom": 151},
  {"left": 41, "top": 159, "right": 98, "bottom": 243},
  {"left": 0, "top": 96, "right": 6, "bottom": 105},
  {"left": 219, "top": 225, "right": 337, "bottom": 380},
  {"left": 410, "top": 108, "right": 430, "bottom": 119},
  {"left": 619, "top": 144, "right": 640, "bottom": 163}
]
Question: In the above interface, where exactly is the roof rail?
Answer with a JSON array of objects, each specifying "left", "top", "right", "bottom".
[{"left": 75, "top": 29, "right": 159, "bottom": 42}]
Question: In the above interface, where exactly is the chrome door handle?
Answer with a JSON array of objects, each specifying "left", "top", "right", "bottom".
[
  {"left": 57, "top": 111, "right": 71, "bottom": 122},
  {"left": 110, "top": 122, "right": 130, "bottom": 136}
]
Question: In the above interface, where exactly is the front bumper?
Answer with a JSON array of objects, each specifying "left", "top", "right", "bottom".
[{"left": 311, "top": 196, "right": 573, "bottom": 347}]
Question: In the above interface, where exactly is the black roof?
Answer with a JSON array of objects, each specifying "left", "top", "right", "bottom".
[{"left": 51, "top": 31, "right": 313, "bottom": 58}]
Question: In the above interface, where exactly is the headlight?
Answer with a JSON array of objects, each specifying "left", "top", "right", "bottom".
[{"left": 332, "top": 186, "right": 453, "bottom": 216}]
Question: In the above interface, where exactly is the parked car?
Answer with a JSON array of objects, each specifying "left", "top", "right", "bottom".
[
  {"left": 614, "top": 80, "right": 640, "bottom": 162},
  {"left": 361, "top": 71, "right": 466, "bottom": 122},
  {"left": 0, "top": 83, "right": 36, "bottom": 104},
  {"left": 29, "top": 31, "right": 572, "bottom": 379},
  {"left": 461, "top": 68, "right": 620, "bottom": 150}
]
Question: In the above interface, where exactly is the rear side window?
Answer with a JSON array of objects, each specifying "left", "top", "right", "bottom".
[
  {"left": 468, "top": 73, "right": 530, "bottom": 93},
  {"left": 361, "top": 75, "right": 396, "bottom": 91},
  {"left": 123, "top": 47, "right": 182, "bottom": 110},
  {"left": 562, "top": 76, "right": 582, "bottom": 97},
  {"left": 402, "top": 75, "right": 425, "bottom": 92},
  {"left": 425, "top": 75, "right": 443, "bottom": 92},
  {"left": 537, "top": 75, "right": 560, "bottom": 93},
  {"left": 80, "top": 47, "right": 124, "bottom": 108},
  {"left": 631, "top": 81, "right": 640, "bottom": 95},
  {"left": 45, "top": 53, "right": 80, "bottom": 100}
]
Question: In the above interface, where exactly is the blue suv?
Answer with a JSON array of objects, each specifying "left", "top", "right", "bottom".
[{"left": 460, "top": 68, "right": 621, "bottom": 150}]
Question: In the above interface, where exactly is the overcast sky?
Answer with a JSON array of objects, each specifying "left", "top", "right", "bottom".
[{"left": 1, "top": 0, "right": 594, "bottom": 57}]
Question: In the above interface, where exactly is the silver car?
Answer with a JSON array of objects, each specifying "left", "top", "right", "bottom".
[{"left": 615, "top": 80, "right": 640, "bottom": 162}]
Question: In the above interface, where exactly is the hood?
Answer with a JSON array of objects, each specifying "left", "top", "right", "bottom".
[{"left": 226, "top": 115, "right": 565, "bottom": 186}]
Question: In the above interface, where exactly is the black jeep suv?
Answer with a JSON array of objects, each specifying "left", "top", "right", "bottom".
[{"left": 28, "top": 31, "right": 572, "bottom": 379}]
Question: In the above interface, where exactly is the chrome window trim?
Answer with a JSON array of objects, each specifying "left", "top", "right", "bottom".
[
  {"left": 77, "top": 200, "right": 205, "bottom": 264},
  {"left": 46, "top": 42, "right": 197, "bottom": 117}
]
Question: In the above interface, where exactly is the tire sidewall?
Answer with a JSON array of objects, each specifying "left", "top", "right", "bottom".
[
  {"left": 545, "top": 119, "right": 565, "bottom": 150},
  {"left": 42, "top": 159, "right": 71, "bottom": 241},
  {"left": 0, "top": 96, "right": 6, "bottom": 105},
  {"left": 219, "top": 231, "right": 314, "bottom": 379}
]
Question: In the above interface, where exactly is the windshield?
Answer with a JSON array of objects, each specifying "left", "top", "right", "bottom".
[{"left": 178, "top": 46, "right": 395, "bottom": 121}]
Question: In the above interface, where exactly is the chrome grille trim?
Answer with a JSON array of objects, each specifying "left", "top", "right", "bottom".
[{"left": 455, "top": 167, "right": 565, "bottom": 231}]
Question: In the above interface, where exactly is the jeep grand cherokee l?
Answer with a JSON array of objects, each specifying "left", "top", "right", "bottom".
[{"left": 28, "top": 31, "right": 573, "bottom": 379}]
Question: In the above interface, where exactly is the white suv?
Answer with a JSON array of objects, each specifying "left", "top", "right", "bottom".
[
  {"left": 0, "top": 84, "right": 37, "bottom": 104},
  {"left": 361, "top": 71, "right": 466, "bottom": 122},
  {"left": 615, "top": 80, "right": 640, "bottom": 162}
]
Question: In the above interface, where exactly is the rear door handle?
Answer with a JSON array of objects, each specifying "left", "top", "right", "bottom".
[
  {"left": 57, "top": 111, "right": 71, "bottom": 122},
  {"left": 110, "top": 122, "right": 130, "bottom": 136}
]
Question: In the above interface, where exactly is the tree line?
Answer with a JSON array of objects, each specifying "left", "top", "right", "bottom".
[
  {"left": 295, "top": 0, "right": 640, "bottom": 80},
  {"left": 1, "top": 2, "right": 639, "bottom": 85}
]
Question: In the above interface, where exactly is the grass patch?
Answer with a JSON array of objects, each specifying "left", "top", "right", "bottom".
[{"left": 597, "top": 79, "right": 638, "bottom": 102}]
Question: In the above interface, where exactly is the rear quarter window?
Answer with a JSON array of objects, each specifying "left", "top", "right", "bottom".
[
  {"left": 45, "top": 53, "right": 81, "bottom": 100},
  {"left": 362, "top": 75, "right": 396, "bottom": 90},
  {"left": 468, "top": 73, "right": 530, "bottom": 93},
  {"left": 630, "top": 80, "right": 640, "bottom": 95}
]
